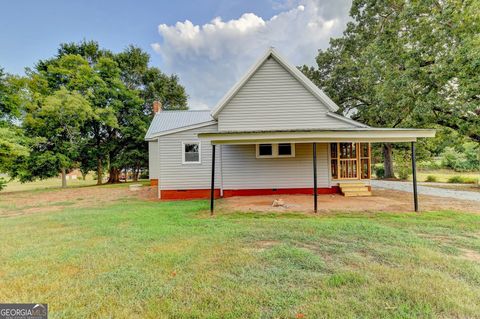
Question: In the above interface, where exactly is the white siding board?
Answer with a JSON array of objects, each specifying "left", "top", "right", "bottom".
[
  {"left": 148, "top": 141, "right": 160, "bottom": 179},
  {"left": 221, "top": 143, "right": 329, "bottom": 189},
  {"left": 218, "top": 58, "right": 355, "bottom": 132},
  {"left": 158, "top": 124, "right": 221, "bottom": 190}
]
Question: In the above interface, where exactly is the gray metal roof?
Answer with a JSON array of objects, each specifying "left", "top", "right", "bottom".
[{"left": 145, "top": 110, "right": 214, "bottom": 139}]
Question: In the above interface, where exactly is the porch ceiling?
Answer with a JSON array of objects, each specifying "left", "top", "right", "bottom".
[{"left": 198, "top": 128, "right": 436, "bottom": 145}]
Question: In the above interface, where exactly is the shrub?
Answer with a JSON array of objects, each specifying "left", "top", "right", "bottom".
[
  {"left": 441, "top": 143, "right": 480, "bottom": 172},
  {"left": 374, "top": 166, "right": 385, "bottom": 179},
  {"left": 425, "top": 175, "right": 438, "bottom": 182},
  {"left": 397, "top": 167, "right": 410, "bottom": 180},
  {"left": 448, "top": 176, "right": 464, "bottom": 183},
  {"left": 140, "top": 170, "right": 149, "bottom": 179},
  {"left": 0, "top": 178, "right": 6, "bottom": 191},
  {"left": 447, "top": 176, "right": 477, "bottom": 184}
]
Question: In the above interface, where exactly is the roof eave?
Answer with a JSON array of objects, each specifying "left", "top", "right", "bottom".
[{"left": 145, "top": 121, "right": 217, "bottom": 141}]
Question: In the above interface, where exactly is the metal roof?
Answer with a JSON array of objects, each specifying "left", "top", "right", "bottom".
[{"left": 145, "top": 110, "right": 214, "bottom": 140}]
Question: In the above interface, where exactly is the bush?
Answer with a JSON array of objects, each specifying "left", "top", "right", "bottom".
[
  {"left": 397, "top": 167, "right": 410, "bottom": 180},
  {"left": 0, "top": 178, "right": 6, "bottom": 191},
  {"left": 425, "top": 175, "right": 438, "bottom": 182},
  {"left": 140, "top": 170, "right": 149, "bottom": 179},
  {"left": 374, "top": 166, "right": 385, "bottom": 179},
  {"left": 447, "top": 176, "right": 478, "bottom": 184},
  {"left": 441, "top": 143, "right": 480, "bottom": 172},
  {"left": 448, "top": 176, "right": 464, "bottom": 183}
]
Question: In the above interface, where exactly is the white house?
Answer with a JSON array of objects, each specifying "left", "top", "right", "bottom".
[{"left": 145, "top": 48, "right": 435, "bottom": 212}]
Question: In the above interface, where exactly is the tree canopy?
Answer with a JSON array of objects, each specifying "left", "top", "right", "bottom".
[
  {"left": 1, "top": 40, "right": 188, "bottom": 188},
  {"left": 301, "top": 0, "right": 479, "bottom": 177}
]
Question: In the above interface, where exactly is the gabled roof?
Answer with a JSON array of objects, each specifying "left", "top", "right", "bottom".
[
  {"left": 210, "top": 47, "right": 340, "bottom": 119},
  {"left": 145, "top": 110, "right": 215, "bottom": 140}
]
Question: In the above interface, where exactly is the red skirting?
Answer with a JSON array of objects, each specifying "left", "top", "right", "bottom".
[
  {"left": 161, "top": 189, "right": 221, "bottom": 200},
  {"left": 160, "top": 187, "right": 340, "bottom": 200},
  {"left": 150, "top": 179, "right": 158, "bottom": 186}
]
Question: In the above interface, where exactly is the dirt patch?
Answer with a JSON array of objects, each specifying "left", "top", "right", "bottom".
[
  {"left": 245, "top": 240, "right": 280, "bottom": 252},
  {"left": 460, "top": 249, "right": 480, "bottom": 263},
  {"left": 0, "top": 185, "right": 155, "bottom": 217},
  {"left": 217, "top": 189, "right": 480, "bottom": 214}
]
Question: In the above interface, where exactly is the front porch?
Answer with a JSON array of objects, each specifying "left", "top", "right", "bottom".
[{"left": 199, "top": 128, "right": 436, "bottom": 213}]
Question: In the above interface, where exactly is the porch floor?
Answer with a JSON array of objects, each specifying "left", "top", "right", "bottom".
[{"left": 216, "top": 189, "right": 480, "bottom": 213}]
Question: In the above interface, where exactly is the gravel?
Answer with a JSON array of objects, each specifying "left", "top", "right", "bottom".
[{"left": 371, "top": 180, "right": 480, "bottom": 202}]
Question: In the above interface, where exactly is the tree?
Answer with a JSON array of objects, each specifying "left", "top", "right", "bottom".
[
  {"left": 0, "top": 68, "right": 30, "bottom": 190},
  {"left": 301, "top": 0, "right": 480, "bottom": 178},
  {"left": 25, "top": 40, "right": 188, "bottom": 184},
  {"left": 22, "top": 88, "right": 94, "bottom": 187}
]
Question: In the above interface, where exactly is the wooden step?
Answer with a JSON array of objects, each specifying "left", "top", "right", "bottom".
[
  {"left": 342, "top": 191, "right": 372, "bottom": 197},
  {"left": 339, "top": 182, "right": 367, "bottom": 188},
  {"left": 339, "top": 182, "right": 371, "bottom": 197},
  {"left": 339, "top": 186, "right": 369, "bottom": 192}
]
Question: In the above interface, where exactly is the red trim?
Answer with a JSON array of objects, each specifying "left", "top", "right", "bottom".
[
  {"left": 223, "top": 187, "right": 339, "bottom": 197},
  {"left": 160, "top": 187, "right": 340, "bottom": 200},
  {"left": 150, "top": 179, "right": 158, "bottom": 186},
  {"left": 161, "top": 189, "right": 221, "bottom": 200}
]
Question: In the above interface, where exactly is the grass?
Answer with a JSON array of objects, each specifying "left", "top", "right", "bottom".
[
  {"left": 2, "top": 176, "right": 97, "bottom": 192},
  {"left": 1, "top": 176, "right": 150, "bottom": 193},
  {"left": 1, "top": 196, "right": 480, "bottom": 318},
  {"left": 417, "top": 169, "right": 479, "bottom": 183}
]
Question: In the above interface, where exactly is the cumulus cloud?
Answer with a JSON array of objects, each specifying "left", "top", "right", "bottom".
[{"left": 152, "top": 0, "right": 351, "bottom": 109}]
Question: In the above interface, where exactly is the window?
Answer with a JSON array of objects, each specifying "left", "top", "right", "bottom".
[
  {"left": 278, "top": 143, "right": 292, "bottom": 156},
  {"left": 330, "top": 143, "right": 370, "bottom": 179},
  {"left": 258, "top": 144, "right": 273, "bottom": 156},
  {"left": 182, "top": 142, "right": 201, "bottom": 164},
  {"left": 256, "top": 143, "right": 295, "bottom": 158}
]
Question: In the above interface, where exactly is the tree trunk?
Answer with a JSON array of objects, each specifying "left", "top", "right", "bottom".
[
  {"left": 382, "top": 143, "right": 396, "bottom": 179},
  {"left": 107, "top": 167, "right": 121, "bottom": 184},
  {"left": 133, "top": 166, "right": 139, "bottom": 182},
  {"left": 61, "top": 167, "right": 67, "bottom": 188},
  {"left": 97, "top": 158, "right": 103, "bottom": 185}
]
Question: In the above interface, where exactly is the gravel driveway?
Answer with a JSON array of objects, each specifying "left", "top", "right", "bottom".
[{"left": 371, "top": 180, "right": 480, "bottom": 202}]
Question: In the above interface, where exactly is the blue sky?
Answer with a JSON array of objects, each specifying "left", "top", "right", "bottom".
[{"left": 0, "top": 0, "right": 351, "bottom": 108}]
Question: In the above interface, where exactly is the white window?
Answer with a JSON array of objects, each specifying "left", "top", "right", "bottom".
[
  {"left": 256, "top": 143, "right": 295, "bottom": 158},
  {"left": 182, "top": 141, "right": 201, "bottom": 164}
]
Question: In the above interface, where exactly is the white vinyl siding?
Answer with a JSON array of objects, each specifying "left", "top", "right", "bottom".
[
  {"left": 221, "top": 143, "right": 329, "bottom": 189},
  {"left": 218, "top": 57, "right": 354, "bottom": 132},
  {"left": 158, "top": 124, "right": 221, "bottom": 190},
  {"left": 148, "top": 141, "right": 160, "bottom": 179}
]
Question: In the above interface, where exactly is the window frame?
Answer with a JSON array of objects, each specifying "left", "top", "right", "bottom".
[
  {"left": 181, "top": 141, "right": 202, "bottom": 164},
  {"left": 255, "top": 143, "right": 295, "bottom": 158}
]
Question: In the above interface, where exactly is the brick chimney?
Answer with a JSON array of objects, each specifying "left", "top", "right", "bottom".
[{"left": 153, "top": 100, "right": 162, "bottom": 113}]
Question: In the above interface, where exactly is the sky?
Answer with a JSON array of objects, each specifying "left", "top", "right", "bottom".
[{"left": 0, "top": 0, "right": 352, "bottom": 109}]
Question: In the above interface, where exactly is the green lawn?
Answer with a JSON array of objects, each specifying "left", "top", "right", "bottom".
[
  {"left": 2, "top": 176, "right": 97, "bottom": 192},
  {"left": 417, "top": 169, "right": 480, "bottom": 183},
  {"left": 1, "top": 198, "right": 480, "bottom": 318}
]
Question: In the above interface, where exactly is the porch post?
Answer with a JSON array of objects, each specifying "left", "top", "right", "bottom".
[
  {"left": 411, "top": 142, "right": 419, "bottom": 212},
  {"left": 210, "top": 144, "right": 216, "bottom": 215},
  {"left": 313, "top": 143, "right": 318, "bottom": 213}
]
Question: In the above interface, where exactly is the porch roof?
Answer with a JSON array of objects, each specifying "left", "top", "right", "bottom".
[{"left": 198, "top": 128, "right": 436, "bottom": 144}]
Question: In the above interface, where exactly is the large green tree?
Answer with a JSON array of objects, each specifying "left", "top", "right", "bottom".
[
  {"left": 0, "top": 68, "right": 29, "bottom": 190},
  {"left": 22, "top": 88, "right": 93, "bottom": 187},
  {"left": 28, "top": 41, "right": 188, "bottom": 184},
  {"left": 302, "top": 0, "right": 479, "bottom": 177}
]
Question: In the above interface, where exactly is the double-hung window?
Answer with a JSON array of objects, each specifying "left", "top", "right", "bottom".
[{"left": 182, "top": 141, "right": 201, "bottom": 164}]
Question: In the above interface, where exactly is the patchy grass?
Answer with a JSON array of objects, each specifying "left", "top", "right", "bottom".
[
  {"left": 417, "top": 169, "right": 480, "bottom": 183},
  {"left": 1, "top": 199, "right": 480, "bottom": 318},
  {"left": 2, "top": 176, "right": 97, "bottom": 192}
]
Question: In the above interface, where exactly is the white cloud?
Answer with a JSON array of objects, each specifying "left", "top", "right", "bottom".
[{"left": 152, "top": 0, "right": 351, "bottom": 109}]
